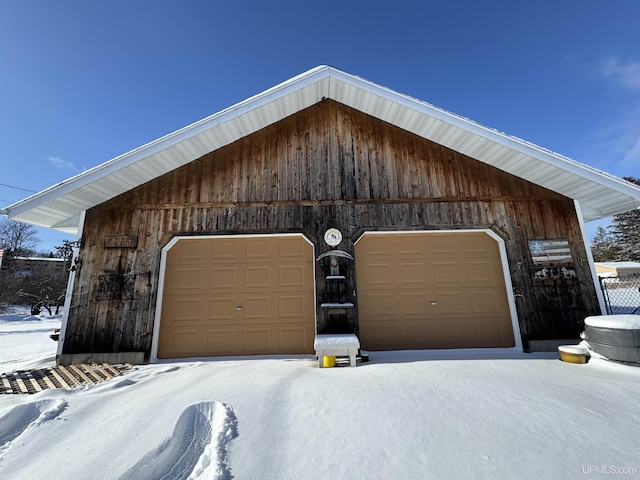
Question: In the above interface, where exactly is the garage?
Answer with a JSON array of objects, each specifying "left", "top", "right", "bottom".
[
  {"left": 355, "top": 231, "right": 516, "bottom": 350},
  {"left": 157, "top": 234, "right": 316, "bottom": 358},
  {"left": 19, "top": 67, "right": 622, "bottom": 365}
]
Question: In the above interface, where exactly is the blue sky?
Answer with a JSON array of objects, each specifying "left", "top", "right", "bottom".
[{"left": 1, "top": 1, "right": 639, "bottom": 252}]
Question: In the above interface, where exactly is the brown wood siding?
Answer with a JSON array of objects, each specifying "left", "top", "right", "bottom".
[{"left": 62, "top": 99, "right": 600, "bottom": 359}]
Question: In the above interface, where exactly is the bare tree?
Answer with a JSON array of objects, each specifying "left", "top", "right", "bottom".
[
  {"left": 0, "top": 218, "right": 40, "bottom": 256},
  {"left": 0, "top": 233, "right": 72, "bottom": 312}
]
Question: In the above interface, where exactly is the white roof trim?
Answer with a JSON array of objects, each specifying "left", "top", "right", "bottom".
[{"left": 5, "top": 65, "right": 640, "bottom": 232}]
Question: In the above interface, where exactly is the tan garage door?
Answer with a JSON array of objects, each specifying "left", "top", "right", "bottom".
[
  {"left": 355, "top": 231, "right": 515, "bottom": 350},
  {"left": 158, "top": 235, "right": 315, "bottom": 358}
]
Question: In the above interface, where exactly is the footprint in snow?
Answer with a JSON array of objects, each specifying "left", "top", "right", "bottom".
[
  {"left": 0, "top": 398, "right": 68, "bottom": 453},
  {"left": 119, "top": 401, "right": 238, "bottom": 480}
]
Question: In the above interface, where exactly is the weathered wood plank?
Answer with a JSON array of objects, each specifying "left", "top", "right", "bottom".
[
  {"left": 27, "top": 377, "right": 42, "bottom": 393},
  {"left": 80, "top": 364, "right": 105, "bottom": 383},
  {"left": 68, "top": 365, "right": 95, "bottom": 384},
  {"left": 57, "top": 366, "right": 82, "bottom": 387},
  {"left": 99, "top": 363, "right": 122, "bottom": 377},
  {"left": 41, "top": 372, "right": 57, "bottom": 390},
  {"left": 49, "top": 367, "right": 72, "bottom": 389},
  {"left": 2, "top": 376, "right": 14, "bottom": 393},
  {"left": 14, "top": 377, "right": 29, "bottom": 394}
]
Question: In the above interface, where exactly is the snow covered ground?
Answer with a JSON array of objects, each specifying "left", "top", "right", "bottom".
[
  {"left": 0, "top": 306, "right": 62, "bottom": 372},
  {"left": 1, "top": 307, "right": 640, "bottom": 479}
]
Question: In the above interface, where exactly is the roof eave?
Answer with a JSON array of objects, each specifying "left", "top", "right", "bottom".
[{"left": 6, "top": 65, "right": 640, "bottom": 233}]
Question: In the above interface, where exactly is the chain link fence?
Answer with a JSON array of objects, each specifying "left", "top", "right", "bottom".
[{"left": 599, "top": 275, "right": 640, "bottom": 315}]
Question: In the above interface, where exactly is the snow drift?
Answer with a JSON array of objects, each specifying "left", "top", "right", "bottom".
[{"left": 1, "top": 308, "right": 640, "bottom": 479}]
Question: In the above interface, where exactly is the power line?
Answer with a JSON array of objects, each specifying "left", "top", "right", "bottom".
[{"left": 0, "top": 183, "right": 38, "bottom": 193}]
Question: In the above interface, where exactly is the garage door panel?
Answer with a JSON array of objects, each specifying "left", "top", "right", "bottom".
[
  {"left": 360, "top": 293, "right": 397, "bottom": 316},
  {"left": 400, "top": 292, "right": 430, "bottom": 315},
  {"left": 459, "top": 236, "right": 497, "bottom": 255},
  {"left": 469, "top": 290, "right": 508, "bottom": 314},
  {"left": 164, "top": 296, "right": 206, "bottom": 323},
  {"left": 245, "top": 238, "right": 271, "bottom": 258},
  {"left": 279, "top": 237, "right": 308, "bottom": 258},
  {"left": 242, "top": 296, "right": 271, "bottom": 320},
  {"left": 397, "top": 236, "right": 428, "bottom": 255},
  {"left": 277, "top": 327, "right": 309, "bottom": 352},
  {"left": 356, "top": 231, "right": 515, "bottom": 350},
  {"left": 361, "top": 317, "right": 513, "bottom": 351},
  {"left": 432, "top": 261, "right": 460, "bottom": 284},
  {"left": 399, "top": 262, "right": 429, "bottom": 286},
  {"left": 432, "top": 291, "right": 465, "bottom": 314},
  {"left": 166, "top": 239, "right": 207, "bottom": 265},
  {"left": 163, "top": 267, "right": 204, "bottom": 291},
  {"left": 359, "top": 322, "right": 404, "bottom": 349},
  {"left": 360, "top": 320, "right": 436, "bottom": 350},
  {"left": 278, "top": 295, "right": 309, "bottom": 319},
  {"left": 361, "top": 235, "right": 395, "bottom": 256},
  {"left": 244, "top": 266, "right": 271, "bottom": 288},
  {"left": 159, "top": 235, "right": 315, "bottom": 358},
  {"left": 359, "top": 263, "right": 394, "bottom": 288},
  {"left": 206, "top": 329, "right": 235, "bottom": 356},
  {"left": 208, "top": 297, "right": 235, "bottom": 321},
  {"left": 436, "top": 323, "right": 467, "bottom": 345},
  {"left": 278, "top": 265, "right": 308, "bottom": 288},
  {"left": 210, "top": 267, "right": 237, "bottom": 289},
  {"left": 466, "top": 260, "right": 503, "bottom": 284},
  {"left": 242, "top": 328, "right": 271, "bottom": 353},
  {"left": 479, "top": 322, "right": 514, "bottom": 347},
  {"left": 211, "top": 239, "right": 239, "bottom": 260},
  {"left": 162, "top": 328, "right": 204, "bottom": 357}
]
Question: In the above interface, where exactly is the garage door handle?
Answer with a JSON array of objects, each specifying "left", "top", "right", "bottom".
[
  {"left": 235, "top": 305, "right": 242, "bottom": 311},
  {"left": 429, "top": 301, "right": 437, "bottom": 306}
]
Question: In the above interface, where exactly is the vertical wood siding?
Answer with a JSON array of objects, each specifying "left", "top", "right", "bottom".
[{"left": 63, "top": 99, "right": 599, "bottom": 358}]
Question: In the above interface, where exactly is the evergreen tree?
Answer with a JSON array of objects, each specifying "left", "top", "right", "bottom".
[
  {"left": 590, "top": 177, "right": 639, "bottom": 262},
  {"left": 590, "top": 226, "right": 623, "bottom": 262},
  {"left": 610, "top": 177, "right": 640, "bottom": 262}
]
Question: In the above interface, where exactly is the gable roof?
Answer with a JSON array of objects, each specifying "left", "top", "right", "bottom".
[{"left": 4, "top": 65, "right": 640, "bottom": 233}]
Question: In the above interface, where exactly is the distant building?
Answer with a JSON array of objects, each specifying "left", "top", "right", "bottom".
[
  {"left": 2, "top": 256, "right": 66, "bottom": 277},
  {"left": 594, "top": 262, "right": 640, "bottom": 278}
]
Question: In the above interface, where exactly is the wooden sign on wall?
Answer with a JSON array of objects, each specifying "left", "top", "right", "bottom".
[
  {"left": 528, "top": 239, "right": 573, "bottom": 266},
  {"left": 104, "top": 235, "right": 138, "bottom": 248}
]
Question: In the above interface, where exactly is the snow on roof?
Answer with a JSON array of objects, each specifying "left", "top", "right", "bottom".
[
  {"left": 5, "top": 65, "right": 640, "bottom": 234},
  {"left": 14, "top": 257, "right": 65, "bottom": 262}
]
